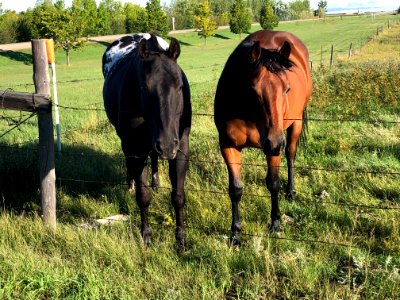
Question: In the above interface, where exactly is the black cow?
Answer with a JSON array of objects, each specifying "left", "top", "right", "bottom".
[{"left": 103, "top": 33, "right": 191, "bottom": 249}]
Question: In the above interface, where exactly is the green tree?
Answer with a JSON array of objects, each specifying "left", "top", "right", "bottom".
[
  {"left": 96, "top": 2, "right": 111, "bottom": 35},
  {"left": 16, "top": 10, "right": 36, "bottom": 42},
  {"left": 317, "top": 0, "right": 327, "bottom": 18},
  {"left": 171, "top": 0, "right": 196, "bottom": 30},
  {"left": 33, "top": 2, "right": 85, "bottom": 66},
  {"left": 250, "top": 0, "right": 263, "bottom": 21},
  {"left": 0, "top": 10, "right": 19, "bottom": 43},
  {"left": 229, "top": 0, "right": 252, "bottom": 39},
  {"left": 98, "top": 0, "right": 125, "bottom": 35},
  {"left": 124, "top": 3, "right": 147, "bottom": 33},
  {"left": 194, "top": 0, "right": 217, "bottom": 45},
  {"left": 289, "top": 0, "right": 311, "bottom": 20},
  {"left": 146, "top": 0, "right": 169, "bottom": 36},
  {"left": 72, "top": 0, "right": 99, "bottom": 36},
  {"left": 259, "top": 0, "right": 279, "bottom": 30},
  {"left": 275, "top": 0, "right": 291, "bottom": 21},
  {"left": 211, "top": 0, "right": 234, "bottom": 25}
]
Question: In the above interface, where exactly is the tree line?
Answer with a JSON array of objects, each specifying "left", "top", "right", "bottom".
[
  {"left": 0, "top": 0, "right": 322, "bottom": 63},
  {"left": 0, "top": 0, "right": 319, "bottom": 43}
]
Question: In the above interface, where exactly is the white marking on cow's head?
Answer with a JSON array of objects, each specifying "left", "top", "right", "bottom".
[{"left": 103, "top": 33, "right": 169, "bottom": 78}]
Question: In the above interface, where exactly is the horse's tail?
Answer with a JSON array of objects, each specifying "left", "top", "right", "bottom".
[{"left": 298, "top": 108, "right": 308, "bottom": 148}]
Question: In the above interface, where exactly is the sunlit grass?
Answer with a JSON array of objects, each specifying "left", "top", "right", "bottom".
[{"left": 0, "top": 14, "right": 399, "bottom": 298}]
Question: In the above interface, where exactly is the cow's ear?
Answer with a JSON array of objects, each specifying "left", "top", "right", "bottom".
[
  {"left": 250, "top": 41, "right": 261, "bottom": 62},
  {"left": 167, "top": 38, "right": 180, "bottom": 61},
  {"left": 139, "top": 38, "right": 149, "bottom": 59}
]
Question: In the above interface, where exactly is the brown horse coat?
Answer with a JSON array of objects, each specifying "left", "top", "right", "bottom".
[{"left": 214, "top": 30, "right": 312, "bottom": 242}]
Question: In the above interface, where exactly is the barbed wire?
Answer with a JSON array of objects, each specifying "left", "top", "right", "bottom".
[
  {"left": 0, "top": 89, "right": 37, "bottom": 138},
  {"left": 56, "top": 178, "right": 400, "bottom": 211},
  {"left": 133, "top": 216, "right": 361, "bottom": 250},
  {"left": 0, "top": 113, "right": 36, "bottom": 139},
  {"left": 0, "top": 143, "right": 398, "bottom": 176},
  {"left": 48, "top": 103, "right": 400, "bottom": 124},
  {"left": 0, "top": 67, "right": 220, "bottom": 90}
]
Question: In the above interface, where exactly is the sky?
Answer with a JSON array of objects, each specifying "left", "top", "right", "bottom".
[{"left": 1, "top": 0, "right": 398, "bottom": 14}]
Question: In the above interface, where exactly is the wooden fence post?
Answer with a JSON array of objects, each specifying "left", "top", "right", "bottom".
[
  {"left": 348, "top": 43, "right": 353, "bottom": 59},
  {"left": 330, "top": 44, "right": 334, "bottom": 67},
  {"left": 320, "top": 45, "right": 323, "bottom": 66},
  {"left": 31, "top": 39, "right": 56, "bottom": 231}
]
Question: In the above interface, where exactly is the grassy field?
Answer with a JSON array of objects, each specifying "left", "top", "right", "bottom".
[{"left": 0, "top": 14, "right": 400, "bottom": 299}]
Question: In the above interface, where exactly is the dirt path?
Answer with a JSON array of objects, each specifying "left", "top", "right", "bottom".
[{"left": 0, "top": 28, "right": 203, "bottom": 51}]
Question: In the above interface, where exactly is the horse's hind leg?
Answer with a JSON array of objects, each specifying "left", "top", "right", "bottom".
[
  {"left": 285, "top": 121, "right": 302, "bottom": 201},
  {"left": 221, "top": 147, "right": 243, "bottom": 246},
  {"left": 168, "top": 138, "right": 189, "bottom": 250}
]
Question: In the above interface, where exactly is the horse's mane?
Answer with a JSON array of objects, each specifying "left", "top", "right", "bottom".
[{"left": 254, "top": 48, "right": 294, "bottom": 74}]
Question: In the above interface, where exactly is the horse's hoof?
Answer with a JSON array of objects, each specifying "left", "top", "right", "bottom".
[
  {"left": 141, "top": 227, "right": 152, "bottom": 246},
  {"left": 151, "top": 178, "right": 159, "bottom": 192},
  {"left": 229, "top": 233, "right": 241, "bottom": 248},
  {"left": 285, "top": 190, "right": 296, "bottom": 202},
  {"left": 269, "top": 220, "right": 283, "bottom": 234},
  {"left": 128, "top": 180, "right": 135, "bottom": 193},
  {"left": 176, "top": 239, "right": 186, "bottom": 253},
  {"left": 176, "top": 227, "right": 186, "bottom": 251}
]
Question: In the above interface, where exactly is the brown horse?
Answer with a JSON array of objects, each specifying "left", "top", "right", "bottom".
[{"left": 214, "top": 30, "right": 312, "bottom": 243}]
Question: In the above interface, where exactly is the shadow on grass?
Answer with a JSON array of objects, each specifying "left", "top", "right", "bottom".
[
  {"left": 0, "top": 50, "right": 32, "bottom": 65},
  {"left": 0, "top": 142, "right": 130, "bottom": 218},
  {"left": 166, "top": 36, "right": 192, "bottom": 46},
  {"left": 214, "top": 33, "right": 231, "bottom": 40},
  {"left": 89, "top": 40, "right": 112, "bottom": 48}
]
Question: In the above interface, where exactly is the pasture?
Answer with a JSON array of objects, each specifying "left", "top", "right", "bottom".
[{"left": 0, "top": 14, "right": 399, "bottom": 298}]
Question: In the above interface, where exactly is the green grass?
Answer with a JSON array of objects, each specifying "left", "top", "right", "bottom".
[{"left": 0, "top": 14, "right": 399, "bottom": 299}]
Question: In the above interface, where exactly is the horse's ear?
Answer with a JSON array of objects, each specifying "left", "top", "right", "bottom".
[
  {"left": 280, "top": 41, "right": 291, "bottom": 59},
  {"left": 250, "top": 41, "right": 261, "bottom": 62},
  {"left": 139, "top": 38, "right": 150, "bottom": 59},
  {"left": 167, "top": 38, "right": 180, "bottom": 61}
]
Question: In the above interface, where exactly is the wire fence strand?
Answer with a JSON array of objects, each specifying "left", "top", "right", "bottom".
[{"left": 56, "top": 178, "right": 400, "bottom": 211}]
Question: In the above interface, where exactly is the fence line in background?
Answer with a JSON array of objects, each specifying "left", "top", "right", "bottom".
[{"left": 1, "top": 18, "right": 399, "bottom": 90}]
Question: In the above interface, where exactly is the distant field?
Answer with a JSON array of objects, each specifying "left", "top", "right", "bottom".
[{"left": 0, "top": 14, "right": 399, "bottom": 299}]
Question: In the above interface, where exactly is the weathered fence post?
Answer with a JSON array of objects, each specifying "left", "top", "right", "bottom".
[
  {"left": 32, "top": 39, "right": 56, "bottom": 231},
  {"left": 348, "top": 43, "right": 353, "bottom": 59},
  {"left": 320, "top": 45, "right": 323, "bottom": 66},
  {"left": 330, "top": 44, "right": 334, "bottom": 67}
]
